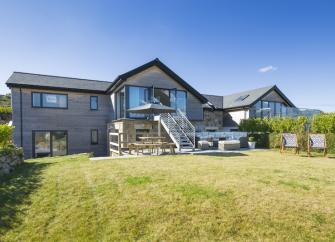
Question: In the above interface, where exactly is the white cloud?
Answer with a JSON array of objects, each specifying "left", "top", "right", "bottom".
[{"left": 258, "top": 65, "right": 277, "bottom": 73}]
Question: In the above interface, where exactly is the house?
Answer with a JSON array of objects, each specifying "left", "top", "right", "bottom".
[
  {"left": 201, "top": 85, "right": 296, "bottom": 131},
  {"left": 6, "top": 58, "right": 299, "bottom": 158}
]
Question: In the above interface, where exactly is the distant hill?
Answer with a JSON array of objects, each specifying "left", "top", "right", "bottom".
[{"left": 0, "top": 93, "right": 11, "bottom": 106}]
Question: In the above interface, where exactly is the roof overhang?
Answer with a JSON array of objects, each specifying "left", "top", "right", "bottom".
[
  {"left": 6, "top": 83, "right": 107, "bottom": 94},
  {"left": 106, "top": 58, "right": 208, "bottom": 104}
]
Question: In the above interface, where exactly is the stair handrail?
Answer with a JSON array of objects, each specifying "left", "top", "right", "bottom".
[
  {"left": 160, "top": 112, "right": 181, "bottom": 147},
  {"left": 160, "top": 112, "right": 194, "bottom": 149},
  {"left": 173, "top": 109, "right": 195, "bottom": 147}
]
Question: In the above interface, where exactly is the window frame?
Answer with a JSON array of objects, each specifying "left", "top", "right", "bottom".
[
  {"left": 91, "top": 129, "right": 99, "bottom": 145},
  {"left": 32, "top": 130, "right": 68, "bottom": 158},
  {"left": 90, "top": 96, "right": 98, "bottom": 111},
  {"left": 115, "top": 84, "right": 188, "bottom": 119},
  {"left": 31, "top": 92, "right": 68, "bottom": 109}
]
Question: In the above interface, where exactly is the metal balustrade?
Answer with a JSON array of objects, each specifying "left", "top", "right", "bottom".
[{"left": 159, "top": 110, "right": 195, "bottom": 151}]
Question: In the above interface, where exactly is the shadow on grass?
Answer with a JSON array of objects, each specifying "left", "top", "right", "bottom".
[
  {"left": 0, "top": 161, "right": 50, "bottom": 235},
  {"left": 192, "top": 152, "right": 248, "bottom": 157}
]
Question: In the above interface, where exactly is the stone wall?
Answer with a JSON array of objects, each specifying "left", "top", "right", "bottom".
[
  {"left": 192, "top": 109, "right": 225, "bottom": 132},
  {"left": 0, "top": 147, "right": 24, "bottom": 176}
]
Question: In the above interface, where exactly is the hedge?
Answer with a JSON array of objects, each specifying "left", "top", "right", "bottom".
[
  {"left": 241, "top": 114, "right": 335, "bottom": 154},
  {"left": 239, "top": 116, "right": 309, "bottom": 134},
  {"left": 0, "top": 125, "right": 13, "bottom": 148},
  {"left": 240, "top": 113, "right": 335, "bottom": 134},
  {"left": 311, "top": 113, "right": 335, "bottom": 133}
]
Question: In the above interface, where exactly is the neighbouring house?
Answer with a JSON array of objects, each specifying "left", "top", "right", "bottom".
[
  {"left": 5, "top": 58, "right": 317, "bottom": 158},
  {"left": 200, "top": 85, "right": 297, "bottom": 131}
]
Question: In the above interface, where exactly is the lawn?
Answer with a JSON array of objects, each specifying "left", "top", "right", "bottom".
[{"left": 1, "top": 151, "right": 335, "bottom": 241}]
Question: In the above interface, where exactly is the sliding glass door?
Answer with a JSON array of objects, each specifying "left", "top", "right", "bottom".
[
  {"left": 33, "top": 131, "right": 68, "bottom": 158},
  {"left": 34, "top": 132, "right": 51, "bottom": 158},
  {"left": 127, "top": 86, "right": 151, "bottom": 118},
  {"left": 170, "top": 89, "right": 187, "bottom": 114}
]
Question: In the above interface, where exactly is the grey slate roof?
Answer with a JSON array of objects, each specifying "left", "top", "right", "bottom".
[
  {"left": 202, "top": 94, "right": 223, "bottom": 109},
  {"left": 222, "top": 85, "right": 295, "bottom": 110},
  {"left": 6, "top": 72, "right": 113, "bottom": 93},
  {"left": 222, "top": 86, "right": 274, "bottom": 109}
]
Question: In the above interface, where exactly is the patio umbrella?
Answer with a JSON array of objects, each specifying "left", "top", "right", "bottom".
[
  {"left": 128, "top": 103, "right": 175, "bottom": 136},
  {"left": 127, "top": 103, "right": 175, "bottom": 114}
]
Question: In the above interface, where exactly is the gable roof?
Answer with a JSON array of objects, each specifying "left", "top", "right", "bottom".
[
  {"left": 202, "top": 94, "right": 223, "bottom": 109},
  {"left": 6, "top": 72, "right": 112, "bottom": 93},
  {"left": 106, "top": 58, "right": 208, "bottom": 103},
  {"left": 222, "top": 85, "right": 295, "bottom": 110}
]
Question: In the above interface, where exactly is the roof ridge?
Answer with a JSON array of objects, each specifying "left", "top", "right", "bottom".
[
  {"left": 202, "top": 93, "right": 223, "bottom": 97},
  {"left": 13, "top": 71, "right": 112, "bottom": 84},
  {"left": 223, "top": 85, "right": 275, "bottom": 97}
]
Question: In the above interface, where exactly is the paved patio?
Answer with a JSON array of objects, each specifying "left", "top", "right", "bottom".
[{"left": 89, "top": 148, "right": 265, "bottom": 160}]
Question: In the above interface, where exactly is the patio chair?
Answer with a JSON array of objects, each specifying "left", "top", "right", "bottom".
[
  {"left": 308, "top": 134, "right": 327, "bottom": 157},
  {"left": 281, "top": 133, "right": 299, "bottom": 154}
]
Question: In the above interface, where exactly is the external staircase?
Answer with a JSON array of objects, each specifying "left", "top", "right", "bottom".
[{"left": 157, "top": 109, "right": 195, "bottom": 151}]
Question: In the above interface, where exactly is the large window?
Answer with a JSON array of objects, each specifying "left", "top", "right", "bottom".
[
  {"left": 252, "top": 100, "right": 288, "bottom": 118},
  {"left": 33, "top": 131, "right": 67, "bottom": 158},
  {"left": 154, "top": 88, "right": 170, "bottom": 106},
  {"left": 127, "top": 86, "right": 150, "bottom": 118},
  {"left": 114, "top": 85, "right": 188, "bottom": 119},
  {"left": 32, "top": 92, "right": 67, "bottom": 109},
  {"left": 170, "top": 90, "right": 186, "bottom": 114},
  {"left": 90, "top": 96, "right": 98, "bottom": 110},
  {"left": 115, "top": 88, "right": 125, "bottom": 119}
]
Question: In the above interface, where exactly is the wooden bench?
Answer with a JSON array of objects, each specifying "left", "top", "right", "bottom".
[{"left": 128, "top": 142, "right": 176, "bottom": 155}]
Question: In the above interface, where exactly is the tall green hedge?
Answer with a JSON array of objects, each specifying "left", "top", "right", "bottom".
[
  {"left": 239, "top": 116, "right": 309, "bottom": 134},
  {"left": 240, "top": 113, "right": 335, "bottom": 154},
  {"left": 311, "top": 113, "right": 335, "bottom": 133}
]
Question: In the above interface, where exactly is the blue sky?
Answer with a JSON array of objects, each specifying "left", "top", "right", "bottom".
[{"left": 0, "top": 0, "right": 334, "bottom": 111}]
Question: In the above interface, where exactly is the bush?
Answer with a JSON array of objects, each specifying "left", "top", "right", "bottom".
[
  {"left": 251, "top": 133, "right": 269, "bottom": 148},
  {"left": 0, "top": 125, "right": 13, "bottom": 148},
  {"left": 0, "top": 106, "right": 12, "bottom": 114},
  {"left": 311, "top": 113, "right": 335, "bottom": 133},
  {"left": 241, "top": 114, "right": 335, "bottom": 154},
  {"left": 239, "top": 118, "right": 271, "bottom": 133},
  {"left": 0, "top": 106, "right": 12, "bottom": 124}
]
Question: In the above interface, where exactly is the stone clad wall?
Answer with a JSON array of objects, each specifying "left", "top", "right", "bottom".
[
  {"left": 192, "top": 109, "right": 225, "bottom": 132},
  {"left": 0, "top": 147, "right": 24, "bottom": 176}
]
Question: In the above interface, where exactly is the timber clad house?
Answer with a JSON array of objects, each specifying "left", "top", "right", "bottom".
[{"left": 6, "top": 58, "right": 306, "bottom": 158}]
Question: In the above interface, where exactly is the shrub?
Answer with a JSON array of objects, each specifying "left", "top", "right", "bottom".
[
  {"left": 269, "top": 133, "right": 281, "bottom": 149},
  {"left": 311, "top": 113, "right": 335, "bottom": 133},
  {"left": 252, "top": 133, "right": 269, "bottom": 148},
  {"left": 239, "top": 118, "right": 271, "bottom": 133},
  {"left": 0, "top": 106, "right": 12, "bottom": 124},
  {"left": 239, "top": 117, "right": 309, "bottom": 134},
  {"left": 0, "top": 125, "right": 13, "bottom": 148},
  {"left": 0, "top": 106, "right": 12, "bottom": 114}
]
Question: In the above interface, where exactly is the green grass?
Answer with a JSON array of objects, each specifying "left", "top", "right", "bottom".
[{"left": 1, "top": 151, "right": 335, "bottom": 241}]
